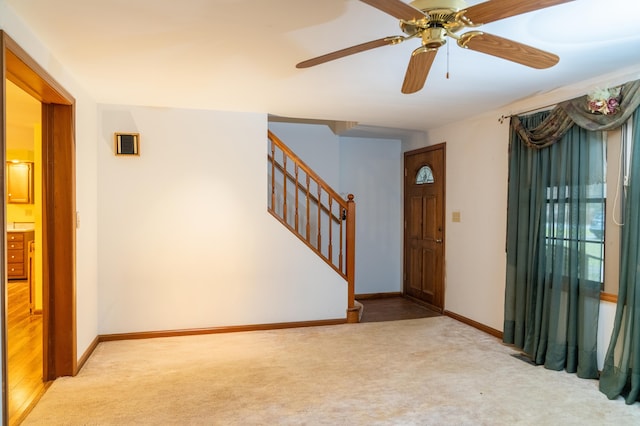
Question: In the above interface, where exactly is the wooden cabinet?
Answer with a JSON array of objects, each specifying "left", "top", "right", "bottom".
[
  {"left": 7, "top": 230, "right": 34, "bottom": 280},
  {"left": 7, "top": 161, "right": 34, "bottom": 204}
]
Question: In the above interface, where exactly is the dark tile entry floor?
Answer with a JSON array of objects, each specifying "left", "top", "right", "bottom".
[{"left": 358, "top": 296, "right": 441, "bottom": 323}]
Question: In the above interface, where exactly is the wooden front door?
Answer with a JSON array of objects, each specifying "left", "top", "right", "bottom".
[{"left": 404, "top": 144, "right": 445, "bottom": 312}]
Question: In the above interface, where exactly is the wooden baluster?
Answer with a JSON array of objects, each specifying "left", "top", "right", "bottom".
[
  {"left": 282, "top": 155, "right": 288, "bottom": 223},
  {"left": 317, "top": 184, "right": 322, "bottom": 251},
  {"left": 305, "top": 175, "right": 311, "bottom": 242},
  {"left": 339, "top": 205, "right": 344, "bottom": 272},
  {"left": 328, "top": 196, "right": 333, "bottom": 263},
  {"left": 270, "top": 142, "right": 276, "bottom": 212},
  {"left": 294, "top": 164, "right": 299, "bottom": 232}
]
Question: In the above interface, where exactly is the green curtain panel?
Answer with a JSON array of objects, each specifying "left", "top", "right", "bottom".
[
  {"left": 504, "top": 111, "right": 604, "bottom": 378},
  {"left": 599, "top": 109, "right": 640, "bottom": 403}
]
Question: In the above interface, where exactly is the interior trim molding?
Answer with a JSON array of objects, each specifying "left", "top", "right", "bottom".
[
  {"left": 2, "top": 31, "right": 77, "bottom": 425},
  {"left": 444, "top": 310, "right": 503, "bottom": 339},
  {"left": 1, "top": 33, "right": 9, "bottom": 426},
  {"left": 98, "top": 318, "right": 347, "bottom": 343},
  {"left": 4, "top": 32, "right": 73, "bottom": 105},
  {"left": 600, "top": 292, "right": 617, "bottom": 303},
  {"left": 76, "top": 336, "right": 99, "bottom": 374}
]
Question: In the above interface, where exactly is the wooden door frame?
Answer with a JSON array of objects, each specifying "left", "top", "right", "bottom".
[
  {"left": 403, "top": 143, "right": 446, "bottom": 312},
  {"left": 1, "top": 30, "right": 76, "bottom": 421}
]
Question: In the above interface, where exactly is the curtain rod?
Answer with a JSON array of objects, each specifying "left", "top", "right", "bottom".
[{"left": 498, "top": 102, "right": 558, "bottom": 124}]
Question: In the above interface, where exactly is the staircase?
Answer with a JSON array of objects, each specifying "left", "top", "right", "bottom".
[{"left": 267, "top": 130, "right": 359, "bottom": 323}]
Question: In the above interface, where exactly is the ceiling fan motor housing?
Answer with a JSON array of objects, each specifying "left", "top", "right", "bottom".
[
  {"left": 402, "top": 0, "right": 469, "bottom": 48},
  {"left": 421, "top": 27, "right": 447, "bottom": 48}
]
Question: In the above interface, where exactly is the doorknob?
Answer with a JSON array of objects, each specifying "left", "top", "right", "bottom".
[{"left": 436, "top": 239, "right": 442, "bottom": 243}]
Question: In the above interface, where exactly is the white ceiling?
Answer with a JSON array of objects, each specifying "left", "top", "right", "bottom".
[{"left": 6, "top": 0, "right": 640, "bottom": 132}]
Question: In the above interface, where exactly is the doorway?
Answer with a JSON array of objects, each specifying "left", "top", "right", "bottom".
[
  {"left": 1, "top": 31, "right": 77, "bottom": 424},
  {"left": 5, "top": 79, "right": 44, "bottom": 424},
  {"left": 403, "top": 144, "right": 446, "bottom": 312}
]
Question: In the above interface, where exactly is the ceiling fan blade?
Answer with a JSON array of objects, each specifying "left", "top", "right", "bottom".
[
  {"left": 402, "top": 47, "right": 437, "bottom": 94},
  {"left": 360, "top": 0, "right": 426, "bottom": 21},
  {"left": 462, "top": 0, "right": 575, "bottom": 25},
  {"left": 458, "top": 31, "right": 558, "bottom": 69},
  {"left": 296, "top": 36, "right": 403, "bottom": 69}
]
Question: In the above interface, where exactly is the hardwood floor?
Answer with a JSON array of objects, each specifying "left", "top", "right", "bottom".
[
  {"left": 358, "top": 296, "right": 441, "bottom": 323},
  {"left": 6, "top": 280, "right": 47, "bottom": 425}
]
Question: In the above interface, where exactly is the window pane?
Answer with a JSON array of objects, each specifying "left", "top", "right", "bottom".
[
  {"left": 544, "top": 183, "right": 605, "bottom": 285},
  {"left": 585, "top": 241, "right": 604, "bottom": 285},
  {"left": 416, "top": 165, "right": 434, "bottom": 185}
]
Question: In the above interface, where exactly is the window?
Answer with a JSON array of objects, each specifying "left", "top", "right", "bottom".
[
  {"left": 544, "top": 183, "right": 605, "bottom": 286},
  {"left": 540, "top": 121, "right": 634, "bottom": 298},
  {"left": 415, "top": 165, "right": 434, "bottom": 184}
]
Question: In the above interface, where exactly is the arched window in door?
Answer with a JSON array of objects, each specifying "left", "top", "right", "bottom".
[{"left": 415, "top": 165, "right": 434, "bottom": 185}]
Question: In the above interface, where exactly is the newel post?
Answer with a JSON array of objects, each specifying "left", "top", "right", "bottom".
[{"left": 345, "top": 194, "right": 359, "bottom": 323}]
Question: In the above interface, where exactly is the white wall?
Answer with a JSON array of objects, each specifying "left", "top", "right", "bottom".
[
  {"left": 1, "top": 0, "right": 99, "bottom": 363},
  {"left": 97, "top": 106, "right": 346, "bottom": 334},
  {"left": 340, "top": 137, "right": 402, "bottom": 294},
  {"left": 421, "top": 112, "right": 510, "bottom": 331}
]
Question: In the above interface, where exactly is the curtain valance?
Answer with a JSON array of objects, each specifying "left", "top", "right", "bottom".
[{"left": 511, "top": 79, "right": 640, "bottom": 149}]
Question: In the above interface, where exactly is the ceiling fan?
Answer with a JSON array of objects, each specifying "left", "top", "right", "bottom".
[{"left": 296, "top": 0, "right": 575, "bottom": 94}]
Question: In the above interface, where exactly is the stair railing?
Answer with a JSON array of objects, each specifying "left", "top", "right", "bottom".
[{"left": 267, "top": 130, "right": 358, "bottom": 323}]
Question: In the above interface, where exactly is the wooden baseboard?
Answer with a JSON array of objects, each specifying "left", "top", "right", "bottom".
[
  {"left": 98, "top": 318, "right": 347, "bottom": 342},
  {"left": 355, "top": 292, "right": 402, "bottom": 300},
  {"left": 444, "top": 310, "right": 503, "bottom": 339},
  {"left": 76, "top": 336, "right": 100, "bottom": 374}
]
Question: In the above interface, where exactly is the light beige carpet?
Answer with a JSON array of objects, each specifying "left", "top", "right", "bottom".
[{"left": 24, "top": 317, "right": 640, "bottom": 425}]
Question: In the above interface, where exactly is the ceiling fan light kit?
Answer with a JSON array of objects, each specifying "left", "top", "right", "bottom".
[{"left": 296, "top": 0, "right": 574, "bottom": 94}]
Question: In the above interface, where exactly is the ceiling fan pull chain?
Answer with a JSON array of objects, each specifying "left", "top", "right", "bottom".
[{"left": 446, "top": 40, "right": 450, "bottom": 79}]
